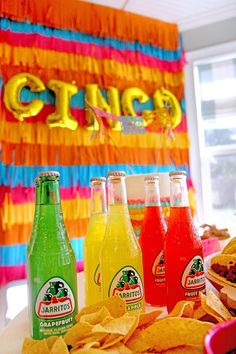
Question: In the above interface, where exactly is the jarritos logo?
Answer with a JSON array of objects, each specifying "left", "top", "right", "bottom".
[
  {"left": 152, "top": 250, "right": 165, "bottom": 277},
  {"left": 181, "top": 256, "right": 205, "bottom": 290},
  {"left": 35, "top": 277, "right": 75, "bottom": 319},
  {"left": 109, "top": 266, "right": 143, "bottom": 304},
  {"left": 94, "top": 264, "right": 101, "bottom": 286}
]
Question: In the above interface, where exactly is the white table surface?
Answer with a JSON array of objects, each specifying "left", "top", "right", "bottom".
[{"left": 0, "top": 272, "right": 167, "bottom": 354}]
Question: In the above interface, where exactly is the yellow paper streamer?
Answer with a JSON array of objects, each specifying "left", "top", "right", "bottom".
[
  {"left": 0, "top": 43, "right": 184, "bottom": 88},
  {"left": 0, "top": 120, "right": 190, "bottom": 149}
]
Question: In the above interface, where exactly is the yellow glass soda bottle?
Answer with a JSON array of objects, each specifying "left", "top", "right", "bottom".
[
  {"left": 84, "top": 177, "right": 107, "bottom": 306},
  {"left": 100, "top": 171, "right": 144, "bottom": 312}
]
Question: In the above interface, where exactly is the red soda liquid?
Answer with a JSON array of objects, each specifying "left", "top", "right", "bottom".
[
  {"left": 165, "top": 206, "right": 205, "bottom": 313},
  {"left": 139, "top": 206, "right": 167, "bottom": 306}
]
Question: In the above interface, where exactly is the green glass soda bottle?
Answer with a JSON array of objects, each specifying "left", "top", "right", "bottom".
[
  {"left": 27, "top": 177, "right": 40, "bottom": 257},
  {"left": 27, "top": 171, "right": 78, "bottom": 339}
]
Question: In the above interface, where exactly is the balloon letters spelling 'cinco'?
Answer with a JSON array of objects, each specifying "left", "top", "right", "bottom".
[
  {"left": 47, "top": 80, "right": 78, "bottom": 130},
  {"left": 3, "top": 73, "right": 45, "bottom": 121}
]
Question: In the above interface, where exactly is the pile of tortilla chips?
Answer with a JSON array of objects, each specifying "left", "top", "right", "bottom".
[{"left": 22, "top": 291, "right": 234, "bottom": 354}]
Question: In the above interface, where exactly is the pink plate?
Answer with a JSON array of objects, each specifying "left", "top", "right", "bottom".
[{"left": 204, "top": 319, "right": 236, "bottom": 354}]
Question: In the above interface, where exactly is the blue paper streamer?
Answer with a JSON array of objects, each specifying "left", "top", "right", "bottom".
[
  {"left": 0, "top": 237, "right": 84, "bottom": 266},
  {"left": 0, "top": 17, "right": 182, "bottom": 61}
]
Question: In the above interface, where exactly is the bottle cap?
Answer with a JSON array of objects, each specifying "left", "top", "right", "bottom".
[
  {"left": 39, "top": 171, "right": 60, "bottom": 178},
  {"left": 169, "top": 171, "right": 187, "bottom": 177},
  {"left": 144, "top": 175, "right": 159, "bottom": 182},
  {"left": 34, "top": 177, "right": 40, "bottom": 184},
  {"left": 90, "top": 177, "right": 106, "bottom": 183},
  {"left": 107, "top": 171, "right": 126, "bottom": 178}
]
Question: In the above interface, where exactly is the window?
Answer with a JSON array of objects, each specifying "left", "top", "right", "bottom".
[{"left": 186, "top": 47, "right": 236, "bottom": 232}]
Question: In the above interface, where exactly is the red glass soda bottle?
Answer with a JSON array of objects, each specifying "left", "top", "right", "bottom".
[
  {"left": 139, "top": 175, "right": 167, "bottom": 306},
  {"left": 165, "top": 171, "right": 206, "bottom": 313}
]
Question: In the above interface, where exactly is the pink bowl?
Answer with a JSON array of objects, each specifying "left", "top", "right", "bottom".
[{"left": 204, "top": 319, "right": 236, "bottom": 354}]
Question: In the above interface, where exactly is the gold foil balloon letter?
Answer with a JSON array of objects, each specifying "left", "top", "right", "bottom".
[
  {"left": 121, "top": 87, "right": 149, "bottom": 116},
  {"left": 47, "top": 80, "right": 78, "bottom": 130},
  {"left": 153, "top": 88, "right": 182, "bottom": 129},
  {"left": 3, "top": 73, "right": 45, "bottom": 121}
]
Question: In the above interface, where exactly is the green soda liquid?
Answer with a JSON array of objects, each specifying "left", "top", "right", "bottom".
[{"left": 27, "top": 172, "right": 78, "bottom": 339}]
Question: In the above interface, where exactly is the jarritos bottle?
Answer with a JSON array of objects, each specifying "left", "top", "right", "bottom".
[
  {"left": 84, "top": 177, "right": 107, "bottom": 306},
  {"left": 27, "top": 171, "right": 78, "bottom": 339},
  {"left": 165, "top": 171, "right": 206, "bottom": 312},
  {"left": 139, "top": 175, "right": 167, "bottom": 306},
  {"left": 100, "top": 171, "right": 144, "bottom": 312},
  {"left": 27, "top": 177, "right": 40, "bottom": 256}
]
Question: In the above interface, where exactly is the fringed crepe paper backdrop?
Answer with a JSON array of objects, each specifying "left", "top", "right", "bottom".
[{"left": 0, "top": 0, "right": 194, "bottom": 286}]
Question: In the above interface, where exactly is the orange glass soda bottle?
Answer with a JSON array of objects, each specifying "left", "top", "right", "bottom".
[
  {"left": 139, "top": 175, "right": 167, "bottom": 306},
  {"left": 84, "top": 177, "right": 107, "bottom": 306},
  {"left": 165, "top": 171, "right": 206, "bottom": 313},
  {"left": 100, "top": 171, "right": 144, "bottom": 312}
]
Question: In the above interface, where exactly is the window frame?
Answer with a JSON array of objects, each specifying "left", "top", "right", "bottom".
[{"left": 184, "top": 40, "right": 236, "bottom": 223}]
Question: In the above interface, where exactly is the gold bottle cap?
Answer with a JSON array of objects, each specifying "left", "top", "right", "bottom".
[
  {"left": 39, "top": 171, "right": 60, "bottom": 178},
  {"left": 107, "top": 170, "right": 126, "bottom": 178},
  {"left": 144, "top": 175, "right": 159, "bottom": 182},
  {"left": 169, "top": 171, "right": 187, "bottom": 177},
  {"left": 90, "top": 177, "right": 106, "bottom": 183}
]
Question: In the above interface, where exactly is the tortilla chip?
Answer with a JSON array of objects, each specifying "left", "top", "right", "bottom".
[
  {"left": 137, "top": 310, "right": 162, "bottom": 328},
  {"left": 50, "top": 336, "right": 69, "bottom": 354},
  {"left": 206, "top": 290, "right": 232, "bottom": 321},
  {"left": 223, "top": 244, "right": 236, "bottom": 255},
  {"left": 126, "top": 317, "right": 213, "bottom": 352},
  {"left": 83, "top": 342, "right": 101, "bottom": 349},
  {"left": 168, "top": 301, "right": 194, "bottom": 318},
  {"left": 64, "top": 322, "right": 93, "bottom": 346},
  {"left": 99, "top": 334, "right": 124, "bottom": 350},
  {"left": 105, "top": 343, "right": 133, "bottom": 353},
  {"left": 73, "top": 333, "right": 108, "bottom": 347},
  {"left": 200, "top": 293, "right": 224, "bottom": 323},
  {"left": 223, "top": 237, "right": 236, "bottom": 253},
  {"left": 76, "top": 297, "right": 126, "bottom": 322},
  {"left": 45, "top": 336, "right": 58, "bottom": 350},
  {"left": 80, "top": 307, "right": 113, "bottom": 326},
  {"left": 22, "top": 338, "right": 50, "bottom": 354},
  {"left": 163, "top": 345, "right": 203, "bottom": 353},
  {"left": 193, "top": 305, "right": 207, "bottom": 320},
  {"left": 92, "top": 313, "right": 138, "bottom": 338},
  {"left": 71, "top": 349, "right": 106, "bottom": 354}
]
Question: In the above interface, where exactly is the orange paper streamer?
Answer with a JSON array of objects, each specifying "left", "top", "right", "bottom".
[
  {"left": 1, "top": 141, "right": 190, "bottom": 167},
  {"left": 0, "top": 0, "right": 179, "bottom": 49},
  {"left": 0, "top": 218, "right": 89, "bottom": 246}
]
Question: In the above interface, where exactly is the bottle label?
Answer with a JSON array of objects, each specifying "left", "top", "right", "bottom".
[
  {"left": 108, "top": 266, "right": 143, "bottom": 310},
  {"left": 152, "top": 250, "right": 165, "bottom": 281},
  {"left": 35, "top": 277, "right": 75, "bottom": 319},
  {"left": 181, "top": 255, "right": 205, "bottom": 290},
  {"left": 94, "top": 264, "right": 101, "bottom": 286}
]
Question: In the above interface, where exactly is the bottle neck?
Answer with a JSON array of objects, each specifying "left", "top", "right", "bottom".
[
  {"left": 145, "top": 180, "right": 161, "bottom": 207},
  {"left": 35, "top": 181, "right": 41, "bottom": 205},
  {"left": 108, "top": 176, "right": 127, "bottom": 206},
  {"left": 39, "top": 178, "right": 61, "bottom": 205},
  {"left": 170, "top": 175, "right": 189, "bottom": 207},
  {"left": 90, "top": 182, "right": 107, "bottom": 215}
]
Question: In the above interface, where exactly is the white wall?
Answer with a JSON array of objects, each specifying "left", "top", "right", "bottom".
[{"left": 182, "top": 17, "right": 236, "bottom": 52}]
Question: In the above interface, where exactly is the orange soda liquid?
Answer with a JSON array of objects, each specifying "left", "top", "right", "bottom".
[
  {"left": 165, "top": 206, "right": 205, "bottom": 312},
  {"left": 139, "top": 206, "right": 167, "bottom": 306}
]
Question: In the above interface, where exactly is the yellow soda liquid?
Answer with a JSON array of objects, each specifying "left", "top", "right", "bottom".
[
  {"left": 100, "top": 204, "right": 144, "bottom": 312},
  {"left": 84, "top": 213, "right": 107, "bottom": 306}
]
